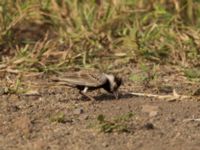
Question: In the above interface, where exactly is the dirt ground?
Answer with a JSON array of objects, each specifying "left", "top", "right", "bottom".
[{"left": 0, "top": 65, "right": 200, "bottom": 150}]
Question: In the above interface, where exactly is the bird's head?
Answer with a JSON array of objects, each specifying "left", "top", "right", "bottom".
[{"left": 104, "top": 74, "right": 122, "bottom": 99}]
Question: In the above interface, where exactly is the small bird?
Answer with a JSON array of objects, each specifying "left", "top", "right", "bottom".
[{"left": 51, "top": 70, "right": 122, "bottom": 100}]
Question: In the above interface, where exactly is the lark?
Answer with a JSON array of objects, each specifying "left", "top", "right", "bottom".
[{"left": 51, "top": 70, "right": 122, "bottom": 100}]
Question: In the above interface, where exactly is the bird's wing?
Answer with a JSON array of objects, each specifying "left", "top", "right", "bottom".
[{"left": 51, "top": 71, "right": 107, "bottom": 87}]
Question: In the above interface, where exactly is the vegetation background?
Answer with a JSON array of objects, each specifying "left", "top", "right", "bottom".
[{"left": 0, "top": 0, "right": 200, "bottom": 76}]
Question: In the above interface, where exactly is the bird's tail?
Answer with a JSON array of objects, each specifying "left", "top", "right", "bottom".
[{"left": 50, "top": 77, "right": 74, "bottom": 87}]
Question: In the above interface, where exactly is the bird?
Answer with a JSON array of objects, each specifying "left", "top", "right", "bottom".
[{"left": 50, "top": 70, "right": 122, "bottom": 101}]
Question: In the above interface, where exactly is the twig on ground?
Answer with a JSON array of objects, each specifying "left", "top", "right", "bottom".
[
  {"left": 183, "top": 118, "right": 200, "bottom": 122},
  {"left": 130, "top": 89, "right": 190, "bottom": 101}
]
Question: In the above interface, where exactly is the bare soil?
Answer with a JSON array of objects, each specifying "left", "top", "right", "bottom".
[{"left": 0, "top": 65, "right": 200, "bottom": 150}]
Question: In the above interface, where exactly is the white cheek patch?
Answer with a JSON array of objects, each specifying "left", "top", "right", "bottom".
[
  {"left": 104, "top": 74, "right": 115, "bottom": 90},
  {"left": 104, "top": 74, "right": 114, "bottom": 82}
]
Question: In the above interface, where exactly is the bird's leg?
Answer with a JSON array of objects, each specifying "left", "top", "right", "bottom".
[{"left": 80, "top": 87, "right": 95, "bottom": 101}]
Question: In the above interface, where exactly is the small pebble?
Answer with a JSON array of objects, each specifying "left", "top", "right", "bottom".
[
  {"left": 102, "top": 142, "right": 109, "bottom": 147},
  {"left": 143, "top": 122, "right": 154, "bottom": 130},
  {"left": 7, "top": 105, "right": 20, "bottom": 112},
  {"left": 73, "top": 108, "right": 84, "bottom": 115},
  {"left": 81, "top": 114, "right": 89, "bottom": 120},
  {"left": 168, "top": 118, "right": 176, "bottom": 123}
]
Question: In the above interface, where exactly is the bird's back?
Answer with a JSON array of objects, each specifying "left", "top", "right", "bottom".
[{"left": 51, "top": 70, "right": 108, "bottom": 88}]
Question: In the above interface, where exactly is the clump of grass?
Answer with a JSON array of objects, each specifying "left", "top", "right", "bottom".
[
  {"left": 129, "top": 63, "right": 158, "bottom": 86},
  {"left": 184, "top": 68, "right": 200, "bottom": 80},
  {"left": 49, "top": 112, "right": 67, "bottom": 124},
  {"left": 4, "top": 78, "right": 26, "bottom": 94},
  {"left": 1, "top": 1, "right": 200, "bottom": 72},
  {"left": 96, "top": 112, "right": 134, "bottom": 133}
]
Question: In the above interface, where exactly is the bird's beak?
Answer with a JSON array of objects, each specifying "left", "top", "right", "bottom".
[{"left": 113, "top": 91, "right": 119, "bottom": 99}]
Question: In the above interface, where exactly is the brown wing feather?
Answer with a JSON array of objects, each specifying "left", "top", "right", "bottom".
[{"left": 51, "top": 71, "right": 107, "bottom": 87}]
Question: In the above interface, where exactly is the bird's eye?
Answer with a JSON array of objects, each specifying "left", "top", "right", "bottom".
[{"left": 114, "top": 84, "right": 118, "bottom": 90}]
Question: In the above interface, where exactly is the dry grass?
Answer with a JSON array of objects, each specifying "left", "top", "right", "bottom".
[{"left": 0, "top": 0, "right": 200, "bottom": 75}]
